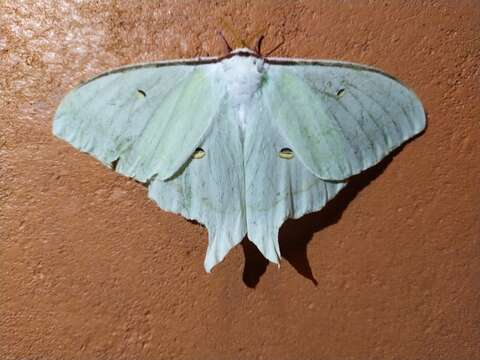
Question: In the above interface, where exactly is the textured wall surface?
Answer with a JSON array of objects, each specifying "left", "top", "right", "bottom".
[{"left": 1, "top": 1, "right": 479, "bottom": 359}]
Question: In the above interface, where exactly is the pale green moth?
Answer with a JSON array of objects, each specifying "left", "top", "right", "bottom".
[{"left": 53, "top": 47, "right": 426, "bottom": 272}]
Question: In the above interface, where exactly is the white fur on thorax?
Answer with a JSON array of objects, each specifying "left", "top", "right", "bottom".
[{"left": 221, "top": 54, "right": 266, "bottom": 130}]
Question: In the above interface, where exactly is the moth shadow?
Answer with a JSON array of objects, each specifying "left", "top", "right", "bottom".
[{"left": 241, "top": 146, "right": 403, "bottom": 288}]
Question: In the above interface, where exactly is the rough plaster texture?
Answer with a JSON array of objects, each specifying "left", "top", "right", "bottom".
[{"left": 1, "top": 1, "right": 479, "bottom": 359}]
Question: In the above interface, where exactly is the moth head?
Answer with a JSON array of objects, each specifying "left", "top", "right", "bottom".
[
  {"left": 218, "top": 32, "right": 282, "bottom": 58},
  {"left": 229, "top": 48, "right": 257, "bottom": 56}
]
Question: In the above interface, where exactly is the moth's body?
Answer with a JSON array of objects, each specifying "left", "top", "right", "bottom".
[
  {"left": 53, "top": 46, "right": 425, "bottom": 272},
  {"left": 219, "top": 49, "right": 266, "bottom": 131}
]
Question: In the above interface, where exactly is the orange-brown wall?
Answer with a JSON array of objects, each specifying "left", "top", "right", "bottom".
[{"left": 1, "top": 1, "right": 479, "bottom": 359}]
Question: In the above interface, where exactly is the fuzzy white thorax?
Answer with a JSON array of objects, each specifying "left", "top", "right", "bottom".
[{"left": 221, "top": 54, "right": 266, "bottom": 130}]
